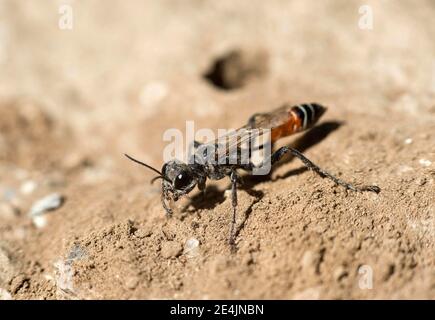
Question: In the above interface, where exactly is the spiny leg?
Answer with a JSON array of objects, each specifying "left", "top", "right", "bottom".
[
  {"left": 161, "top": 184, "right": 173, "bottom": 217},
  {"left": 198, "top": 178, "right": 207, "bottom": 199},
  {"left": 228, "top": 170, "right": 238, "bottom": 246},
  {"left": 265, "top": 146, "right": 380, "bottom": 193}
]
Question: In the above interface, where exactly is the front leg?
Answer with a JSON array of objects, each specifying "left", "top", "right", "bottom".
[
  {"left": 228, "top": 170, "right": 238, "bottom": 246},
  {"left": 197, "top": 176, "right": 207, "bottom": 198},
  {"left": 161, "top": 183, "right": 173, "bottom": 217}
]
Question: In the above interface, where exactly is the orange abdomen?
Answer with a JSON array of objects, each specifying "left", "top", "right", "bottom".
[{"left": 271, "top": 103, "right": 326, "bottom": 143}]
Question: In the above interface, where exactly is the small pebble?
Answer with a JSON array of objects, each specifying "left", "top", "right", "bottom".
[
  {"left": 160, "top": 241, "right": 183, "bottom": 259},
  {"left": 28, "top": 193, "right": 64, "bottom": 217},
  {"left": 404, "top": 138, "right": 413, "bottom": 145},
  {"left": 32, "top": 215, "right": 48, "bottom": 228},
  {"left": 20, "top": 180, "right": 37, "bottom": 195},
  {"left": 125, "top": 276, "right": 140, "bottom": 290},
  {"left": 0, "top": 288, "right": 12, "bottom": 300},
  {"left": 183, "top": 238, "right": 200, "bottom": 257},
  {"left": 419, "top": 159, "right": 432, "bottom": 167},
  {"left": 135, "top": 226, "right": 153, "bottom": 238},
  {"left": 54, "top": 260, "right": 74, "bottom": 295},
  {"left": 301, "top": 250, "right": 320, "bottom": 270}
]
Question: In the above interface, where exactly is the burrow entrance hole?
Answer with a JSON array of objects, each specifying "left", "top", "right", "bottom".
[{"left": 203, "top": 49, "right": 268, "bottom": 90}]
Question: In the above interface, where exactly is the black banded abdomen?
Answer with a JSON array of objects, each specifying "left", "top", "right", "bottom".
[
  {"left": 290, "top": 103, "right": 326, "bottom": 131},
  {"left": 270, "top": 102, "right": 327, "bottom": 142}
]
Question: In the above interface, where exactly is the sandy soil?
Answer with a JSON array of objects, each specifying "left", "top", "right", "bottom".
[{"left": 0, "top": 1, "right": 434, "bottom": 299}]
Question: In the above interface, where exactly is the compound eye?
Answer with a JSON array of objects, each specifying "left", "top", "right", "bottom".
[{"left": 174, "top": 172, "right": 192, "bottom": 190}]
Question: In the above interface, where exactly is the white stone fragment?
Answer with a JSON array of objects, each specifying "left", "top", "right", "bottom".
[
  {"left": 32, "top": 215, "right": 48, "bottom": 228},
  {"left": 20, "top": 180, "right": 37, "bottom": 195},
  {"left": 54, "top": 260, "right": 75, "bottom": 296},
  {"left": 184, "top": 238, "right": 200, "bottom": 257},
  {"left": 28, "top": 193, "right": 64, "bottom": 217},
  {"left": 419, "top": 159, "right": 432, "bottom": 167},
  {"left": 404, "top": 138, "right": 412, "bottom": 145},
  {"left": 0, "top": 288, "right": 12, "bottom": 300}
]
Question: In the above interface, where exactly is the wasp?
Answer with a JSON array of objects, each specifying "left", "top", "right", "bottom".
[{"left": 126, "top": 103, "right": 380, "bottom": 246}]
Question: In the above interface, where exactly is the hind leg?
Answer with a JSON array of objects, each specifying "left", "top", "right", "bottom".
[{"left": 248, "top": 146, "right": 380, "bottom": 193}]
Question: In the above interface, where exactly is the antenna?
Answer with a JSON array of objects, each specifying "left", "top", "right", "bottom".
[{"left": 124, "top": 154, "right": 163, "bottom": 176}]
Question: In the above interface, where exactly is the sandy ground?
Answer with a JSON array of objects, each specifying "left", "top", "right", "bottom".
[{"left": 0, "top": 1, "right": 434, "bottom": 299}]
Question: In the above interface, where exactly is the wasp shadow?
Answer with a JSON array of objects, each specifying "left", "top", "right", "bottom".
[
  {"left": 184, "top": 183, "right": 265, "bottom": 212},
  {"left": 182, "top": 185, "right": 225, "bottom": 212}
]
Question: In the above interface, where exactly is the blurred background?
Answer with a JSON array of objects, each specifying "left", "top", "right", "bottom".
[{"left": 0, "top": 0, "right": 434, "bottom": 299}]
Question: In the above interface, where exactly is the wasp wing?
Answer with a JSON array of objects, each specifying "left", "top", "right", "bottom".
[{"left": 196, "top": 105, "right": 294, "bottom": 164}]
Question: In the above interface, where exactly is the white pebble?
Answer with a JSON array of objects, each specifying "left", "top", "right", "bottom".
[
  {"left": 29, "top": 193, "right": 64, "bottom": 217},
  {"left": 0, "top": 288, "right": 12, "bottom": 300},
  {"left": 20, "top": 180, "right": 37, "bottom": 195},
  {"left": 54, "top": 260, "right": 75, "bottom": 296},
  {"left": 32, "top": 215, "right": 47, "bottom": 228},
  {"left": 184, "top": 238, "right": 200, "bottom": 257},
  {"left": 419, "top": 159, "right": 432, "bottom": 167},
  {"left": 404, "top": 138, "right": 413, "bottom": 145}
]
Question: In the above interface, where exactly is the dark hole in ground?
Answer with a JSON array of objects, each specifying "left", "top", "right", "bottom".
[{"left": 203, "top": 49, "right": 268, "bottom": 90}]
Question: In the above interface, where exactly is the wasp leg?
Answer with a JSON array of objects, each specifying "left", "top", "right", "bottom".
[
  {"left": 247, "top": 113, "right": 262, "bottom": 128},
  {"left": 228, "top": 170, "right": 238, "bottom": 248},
  {"left": 270, "top": 146, "right": 380, "bottom": 193},
  {"left": 161, "top": 184, "right": 173, "bottom": 217},
  {"left": 198, "top": 177, "right": 207, "bottom": 198},
  {"left": 161, "top": 195, "right": 173, "bottom": 217}
]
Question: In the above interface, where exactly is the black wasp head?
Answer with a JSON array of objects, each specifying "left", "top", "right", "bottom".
[
  {"left": 161, "top": 160, "right": 197, "bottom": 199},
  {"left": 124, "top": 154, "right": 197, "bottom": 203}
]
